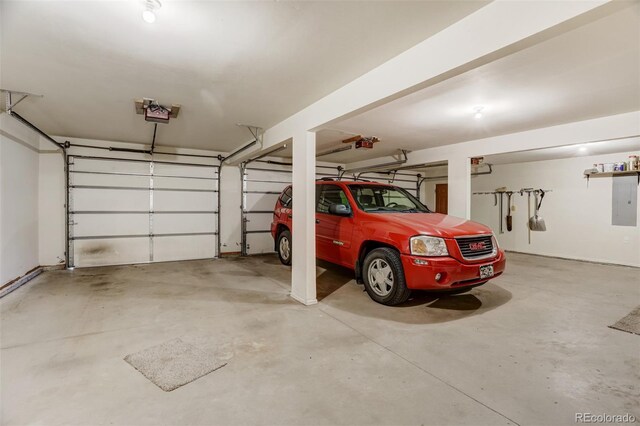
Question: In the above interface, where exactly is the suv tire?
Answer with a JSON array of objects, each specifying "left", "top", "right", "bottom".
[
  {"left": 277, "top": 229, "right": 292, "bottom": 266},
  {"left": 362, "top": 247, "right": 410, "bottom": 305}
]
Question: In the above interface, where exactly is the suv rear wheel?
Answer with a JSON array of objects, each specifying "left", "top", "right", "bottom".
[
  {"left": 362, "top": 248, "right": 410, "bottom": 305},
  {"left": 277, "top": 230, "right": 292, "bottom": 266}
]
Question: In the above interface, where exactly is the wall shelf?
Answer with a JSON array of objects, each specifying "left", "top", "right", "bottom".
[{"left": 584, "top": 171, "right": 640, "bottom": 185}]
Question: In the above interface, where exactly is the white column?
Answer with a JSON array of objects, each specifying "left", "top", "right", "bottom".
[
  {"left": 291, "top": 130, "right": 317, "bottom": 305},
  {"left": 448, "top": 156, "right": 471, "bottom": 219}
]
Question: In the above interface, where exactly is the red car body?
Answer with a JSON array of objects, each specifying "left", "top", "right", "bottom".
[{"left": 271, "top": 180, "right": 505, "bottom": 292}]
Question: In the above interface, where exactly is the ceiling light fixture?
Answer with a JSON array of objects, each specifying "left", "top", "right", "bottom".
[
  {"left": 473, "top": 106, "right": 484, "bottom": 119},
  {"left": 142, "top": 0, "right": 161, "bottom": 24}
]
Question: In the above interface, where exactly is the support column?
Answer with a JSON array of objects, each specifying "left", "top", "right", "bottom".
[
  {"left": 291, "top": 131, "right": 317, "bottom": 305},
  {"left": 448, "top": 156, "right": 471, "bottom": 219}
]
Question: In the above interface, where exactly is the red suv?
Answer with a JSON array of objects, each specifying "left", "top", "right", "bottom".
[{"left": 271, "top": 179, "right": 506, "bottom": 305}]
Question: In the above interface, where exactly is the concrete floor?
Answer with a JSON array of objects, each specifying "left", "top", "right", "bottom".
[{"left": 1, "top": 253, "right": 638, "bottom": 425}]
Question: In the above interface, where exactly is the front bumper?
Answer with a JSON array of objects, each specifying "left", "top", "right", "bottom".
[{"left": 400, "top": 250, "right": 506, "bottom": 290}]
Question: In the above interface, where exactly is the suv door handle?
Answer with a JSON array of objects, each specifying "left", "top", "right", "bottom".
[
  {"left": 315, "top": 219, "right": 320, "bottom": 224},
  {"left": 287, "top": 214, "right": 292, "bottom": 219}
]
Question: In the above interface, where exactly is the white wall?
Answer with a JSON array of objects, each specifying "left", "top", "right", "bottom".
[
  {"left": 38, "top": 142, "right": 65, "bottom": 266},
  {"left": 470, "top": 152, "right": 639, "bottom": 267},
  {"left": 0, "top": 113, "right": 42, "bottom": 284}
]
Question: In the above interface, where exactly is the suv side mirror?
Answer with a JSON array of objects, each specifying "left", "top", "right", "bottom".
[{"left": 329, "top": 203, "right": 351, "bottom": 216}]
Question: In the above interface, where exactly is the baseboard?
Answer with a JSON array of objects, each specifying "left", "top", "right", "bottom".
[
  {"left": 0, "top": 263, "right": 65, "bottom": 298},
  {"left": 0, "top": 267, "right": 42, "bottom": 298},
  {"left": 505, "top": 250, "right": 639, "bottom": 269},
  {"left": 43, "top": 263, "right": 66, "bottom": 271},
  {"left": 219, "top": 251, "right": 242, "bottom": 257}
]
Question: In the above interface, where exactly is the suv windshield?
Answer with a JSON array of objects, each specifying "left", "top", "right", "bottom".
[{"left": 348, "top": 185, "right": 430, "bottom": 213}]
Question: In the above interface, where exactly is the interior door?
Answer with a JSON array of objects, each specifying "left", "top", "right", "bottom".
[
  {"left": 435, "top": 184, "right": 448, "bottom": 214},
  {"left": 315, "top": 185, "right": 354, "bottom": 265}
]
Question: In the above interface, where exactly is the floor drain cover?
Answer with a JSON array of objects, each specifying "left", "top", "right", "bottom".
[{"left": 124, "top": 338, "right": 226, "bottom": 391}]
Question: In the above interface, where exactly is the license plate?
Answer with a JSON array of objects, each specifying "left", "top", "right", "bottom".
[{"left": 479, "top": 265, "right": 494, "bottom": 279}]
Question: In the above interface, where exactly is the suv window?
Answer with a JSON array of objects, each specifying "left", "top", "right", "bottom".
[
  {"left": 316, "top": 185, "right": 350, "bottom": 213},
  {"left": 280, "top": 186, "right": 292, "bottom": 207},
  {"left": 348, "top": 185, "right": 429, "bottom": 213}
]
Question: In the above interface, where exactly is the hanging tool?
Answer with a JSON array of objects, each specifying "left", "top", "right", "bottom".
[
  {"left": 529, "top": 190, "right": 547, "bottom": 231},
  {"left": 495, "top": 187, "right": 506, "bottom": 234},
  {"left": 498, "top": 192, "right": 504, "bottom": 233},
  {"left": 520, "top": 188, "right": 534, "bottom": 244},
  {"left": 506, "top": 191, "right": 513, "bottom": 232}
]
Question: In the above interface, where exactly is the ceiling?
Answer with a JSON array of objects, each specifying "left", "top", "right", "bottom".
[
  {"left": 0, "top": 0, "right": 487, "bottom": 151},
  {"left": 316, "top": 2, "right": 640, "bottom": 163}
]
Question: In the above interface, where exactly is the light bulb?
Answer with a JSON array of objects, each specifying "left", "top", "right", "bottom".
[
  {"left": 579, "top": 145, "right": 588, "bottom": 152},
  {"left": 473, "top": 106, "right": 484, "bottom": 119},
  {"left": 142, "top": 9, "right": 156, "bottom": 23},
  {"left": 474, "top": 111, "right": 483, "bottom": 119}
]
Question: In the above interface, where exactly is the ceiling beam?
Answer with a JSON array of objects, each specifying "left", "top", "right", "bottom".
[
  {"left": 256, "top": 0, "right": 612, "bottom": 152},
  {"left": 343, "top": 111, "right": 640, "bottom": 172}
]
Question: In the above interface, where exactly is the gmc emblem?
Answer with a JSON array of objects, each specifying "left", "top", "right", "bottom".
[{"left": 469, "top": 242, "right": 486, "bottom": 251}]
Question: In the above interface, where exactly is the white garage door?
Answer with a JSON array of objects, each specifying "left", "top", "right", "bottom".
[
  {"left": 352, "top": 171, "right": 420, "bottom": 198},
  {"left": 241, "top": 160, "right": 340, "bottom": 255},
  {"left": 68, "top": 155, "right": 219, "bottom": 267}
]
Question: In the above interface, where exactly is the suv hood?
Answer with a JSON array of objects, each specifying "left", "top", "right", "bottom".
[{"left": 380, "top": 213, "right": 493, "bottom": 238}]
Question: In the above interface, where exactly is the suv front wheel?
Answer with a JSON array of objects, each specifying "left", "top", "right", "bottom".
[{"left": 362, "top": 248, "right": 411, "bottom": 306}]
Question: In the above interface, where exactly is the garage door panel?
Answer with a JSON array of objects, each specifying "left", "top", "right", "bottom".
[
  {"left": 72, "top": 188, "right": 149, "bottom": 211},
  {"left": 154, "top": 176, "right": 216, "bottom": 190},
  {"left": 245, "top": 168, "right": 291, "bottom": 181},
  {"left": 362, "top": 174, "right": 416, "bottom": 188},
  {"left": 73, "top": 158, "right": 150, "bottom": 174},
  {"left": 246, "top": 213, "right": 272, "bottom": 232},
  {"left": 72, "top": 173, "right": 149, "bottom": 188},
  {"left": 74, "top": 237, "right": 150, "bottom": 267},
  {"left": 153, "top": 213, "right": 216, "bottom": 234},
  {"left": 246, "top": 181, "right": 291, "bottom": 193},
  {"left": 153, "top": 163, "right": 216, "bottom": 179},
  {"left": 245, "top": 193, "right": 279, "bottom": 211},
  {"left": 246, "top": 233, "right": 276, "bottom": 255},
  {"left": 154, "top": 191, "right": 217, "bottom": 211},
  {"left": 153, "top": 235, "right": 216, "bottom": 262},
  {"left": 73, "top": 213, "right": 148, "bottom": 237}
]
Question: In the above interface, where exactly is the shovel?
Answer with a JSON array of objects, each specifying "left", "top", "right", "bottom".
[
  {"left": 529, "top": 190, "right": 546, "bottom": 232},
  {"left": 506, "top": 192, "right": 513, "bottom": 232},
  {"left": 498, "top": 192, "right": 504, "bottom": 234}
]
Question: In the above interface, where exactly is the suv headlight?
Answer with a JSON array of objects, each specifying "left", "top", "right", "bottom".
[{"left": 410, "top": 236, "right": 449, "bottom": 257}]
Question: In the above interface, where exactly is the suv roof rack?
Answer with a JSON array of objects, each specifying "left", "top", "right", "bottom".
[
  {"left": 316, "top": 177, "right": 373, "bottom": 182},
  {"left": 339, "top": 177, "right": 371, "bottom": 182}
]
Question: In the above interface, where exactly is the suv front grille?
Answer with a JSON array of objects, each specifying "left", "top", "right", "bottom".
[{"left": 455, "top": 235, "right": 495, "bottom": 260}]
